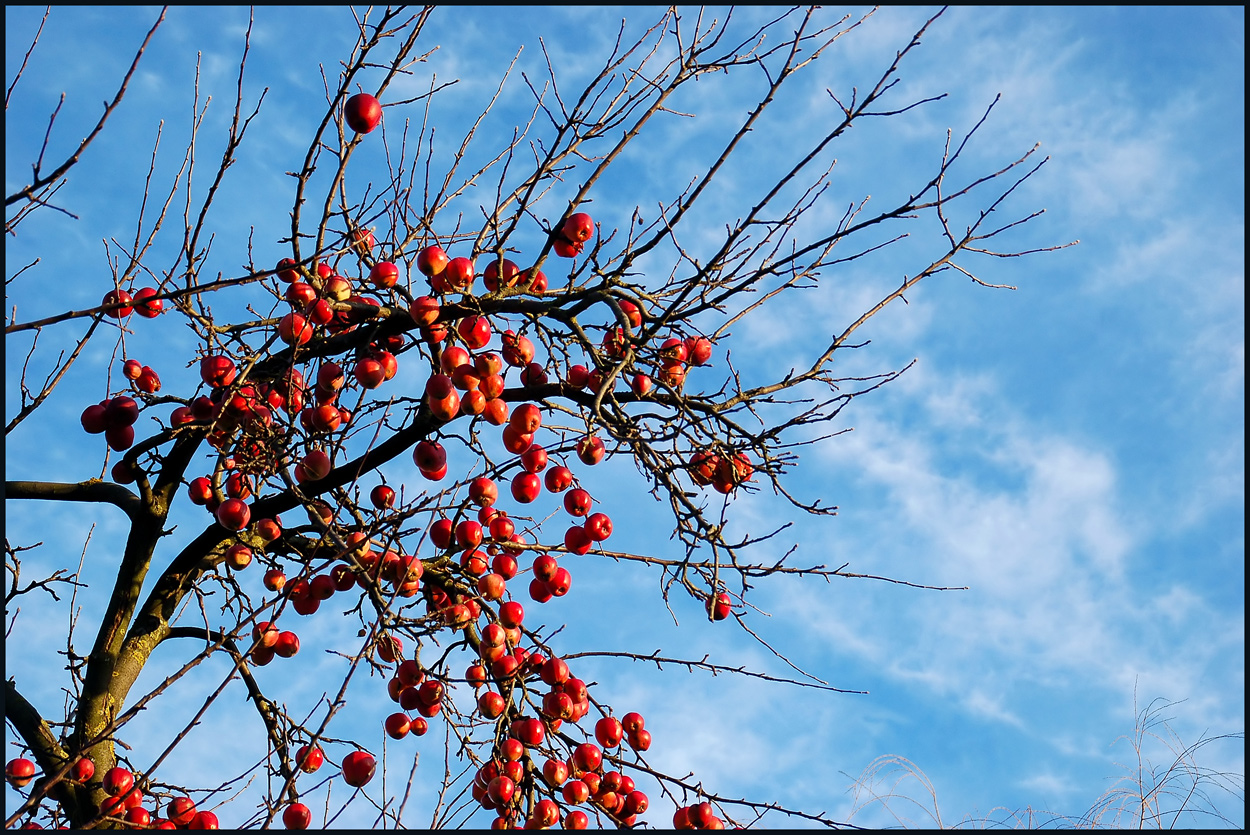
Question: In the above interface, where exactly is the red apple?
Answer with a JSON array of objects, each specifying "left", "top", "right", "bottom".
[
  {"left": 510, "top": 472, "right": 541, "bottom": 503},
  {"left": 564, "top": 525, "right": 593, "bottom": 555},
  {"left": 385, "top": 712, "right": 412, "bottom": 739},
  {"left": 413, "top": 440, "right": 447, "bottom": 472},
  {"left": 519, "top": 444, "right": 548, "bottom": 473},
  {"left": 482, "top": 257, "right": 520, "bottom": 292},
  {"left": 370, "top": 484, "right": 395, "bottom": 509},
  {"left": 483, "top": 398, "right": 509, "bottom": 426},
  {"left": 544, "top": 465, "right": 574, "bottom": 493},
  {"left": 529, "top": 577, "right": 554, "bottom": 603},
  {"left": 224, "top": 543, "right": 252, "bottom": 571},
  {"left": 595, "top": 716, "right": 624, "bottom": 748},
  {"left": 621, "top": 711, "right": 644, "bottom": 734},
  {"left": 707, "top": 591, "right": 732, "bottom": 620},
  {"left": 279, "top": 312, "right": 314, "bottom": 345},
  {"left": 282, "top": 803, "right": 311, "bottom": 830},
  {"left": 562, "top": 212, "right": 595, "bottom": 243},
  {"left": 564, "top": 488, "right": 592, "bottom": 517},
  {"left": 501, "top": 331, "right": 535, "bottom": 367},
  {"left": 547, "top": 566, "right": 572, "bottom": 597},
  {"left": 345, "top": 93, "right": 382, "bottom": 134},
  {"left": 585, "top": 512, "right": 613, "bottom": 542},
  {"left": 443, "top": 256, "right": 474, "bottom": 291},
  {"left": 350, "top": 228, "right": 376, "bottom": 257},
  {"left": 685, "top": 335, "right": 713, "bottom": 365},
  {"left": 510, "top": 717, "right": 545, "bottom": 747},
  {"left": 627, "top": 728, "right": 652, "bottom": 752},
  {"left": 571, "top": 742, "right": 602, "bottom": 772},
  {"left": 80, "top": 403, "right": 109, "bottom": 434},
  {"left": 215, "top": 498, "right": 250, "bottom": 532},
  {"left": 477, "top": 690, "right": 506, "bottom": 719},
  {"left": 68, "top": 757, "right": 95, "bottom": 784},
  {"left": 352, "top": 356, "right": 385, "bottom": 389},
  {"left": 102, "top": 766, "right": 134, "bottom": 796},
  {"left": 509, "top": 403, "right": 542, "bottom": 434},
  {"left": 543, "top": 758, "right": 570, "bottom": 787},
  {"left": 341, "top": 750, "right": 376, "bottom": 787},
  {"left": 498, "top": 600, "right": 524, "bottom": 628},
  {"left": 296, "top": 745, "right": 324, "bottom": 774},
  {"left": 275, "top": 631, "right": 300, "bottom": 657},
  {"left": 532, "top": 554, "right": 559, "bottom": 583},
  {"left": 521, "top": 267, "right": 547, "bottom": 294},
  {"left": 102, "top": 288, "right": 134, "bottom": 318},
  {"left": 567, "top": 364, "right": 590, "bottom": 389},
  {"left": 576, "top": 435, "right": 605, "bottom": 465},
  {"left": 199, "top": 355, "right": 238, "bottom": 388},
  {"left": 276, "top": 258, "right": 300, "bottom": 283},
  {"left": 500, "top": 425, "right": 533, "bottom": 454},
  {"left": 430, "top": 518, "right": 454, "bottom": 550},
  {"left": 132, "top": 286, "right": 163, "bottom": 317},
  {"left": 6, "top": 758, "right": 36, "bottom": 789},
  {"left": 469, "top": 476, "right": 499, "bottom": 507},
  {"left": 287, "top": 281, "right": 317, "bottom": 307},
  {"left": 520, "top": 361, "right": 547, "bottom": 387},
  {"left": 487, "top": 775, "right": 516, "bottom": 805},
  {"left": 409, "top": 295, "right": 440, "bottom": 327},
  {"left": 553, "top": 237, "right": 583, "bottom": 258},
  {"left": 188, "top": 810, "right": 219, "bottom": 829},
  {"left": 491, "top": 553, "right": 518, "bottom": 580},
  {"left": 455, "top": 519, "right": 484, "bottom": 549}
]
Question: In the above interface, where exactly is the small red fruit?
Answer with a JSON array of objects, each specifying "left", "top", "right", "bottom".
[
  {"left": 469, "top": 477, "right": 499, "bottom": 507},
  {"left": 498, "top": 600, "right": 524, "bottom": 628},
  {"left": 576, "top": 435, "right": 605, "bottom": 466},
  {"left": 278, "top": 312, "right": 314, "bottom": 346},
  {"left": 296, "top": 745, "right": 324, "bottom": 773},
  {"left": 478, "top": 690, "right": 506, "bottom": 719},
  {"left": 707, "top": 591, "right": 733, "bottom": 620},
  {"left": 103, "top": 766, "right": 134, "bottom": 796},
  {"left": 627, "top": 728, "right": 652, "bottom": 752},
  {"left": 443, "top": 257, "right": 475, "bottom": 291},
  {"left": 6, "top": 758, "right": 36, "bottom": 789},
  {"left": 199, "top": 355, "right": 238, "bottom": 388},
  {"left": 132, "top": 287, "right": 164, "bottom": 317},
  {"left": 167, "top": 797, "right": 197, "bottom": 827},
  {"left": 510, "top": 403, "right": 542, "bottom": 434},
  {"left": 282, "top": 803, "right": 312, "bottom": 830},
  {"left": 215, "top": 498, "right": 251, "bottom": 532},
  {"left": 345, "top": 93, "right": 382, "bottom": 134},
  {"left": 544, "top": 466, "right": 574, "bottom": 493},
  {"left": 585, "top": 512, "right": 613, "bottom": 542},
  {"left": 562, "top": 212, "right": 595, "bottom": 243},
  {"left": 685, "top": 335, "right": 713, "bottom": 365},
  {"left": 385, "top": 712, "right": 412, "bottom": 739},
  {"left": 457, "top": 315, "right": 492, "bottom": 349},
  {"left": 341, "top": 750, "right": 376, "bottom": 787},
  {"left": 275, "top": 631, "right": 300, "bottom": 658},
  {"left": 102, "top": 288, "right": 134, "bottom": 318},
  {"left": 595, "top": 716, "right": 624, "bottom": 748},
  {"left": 510, "top": 472, "right": 541, "bottom": 504},
  {"left": 189, "top": 810, "right": 219, "bottom": 829},
  {"left": 370, "top": 484, "right": 396, "bottom": 509},
  {"left": 564, "top": 525, "right": 593, "bottom": 556},
  {"left": 571, "top": 742, "right": 602, "bottom": 772},
  {"left": 564, "top": 488, "right": 592, "bottom": 517}
]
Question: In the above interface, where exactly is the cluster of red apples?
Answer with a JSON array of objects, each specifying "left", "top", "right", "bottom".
[{"left": 43, "top": 90, "right": 756, "bottom": 830}]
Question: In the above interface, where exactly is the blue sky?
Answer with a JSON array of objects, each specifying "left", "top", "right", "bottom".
[{"left": 5, "top": 5, "right": 1243, "bottom": 830}]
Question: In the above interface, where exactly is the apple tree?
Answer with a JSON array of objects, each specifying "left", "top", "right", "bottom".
[{"left": 4, "top": 6, "right": 1067, "bottom": 830}]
